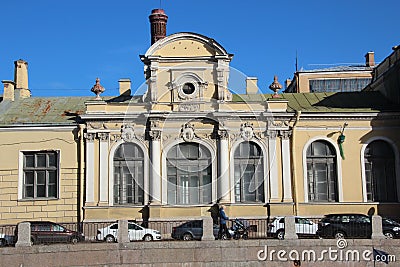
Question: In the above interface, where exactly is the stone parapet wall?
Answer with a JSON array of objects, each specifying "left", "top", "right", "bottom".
[{"left": 1, "top": 239, "right": 399, "bottom": 267}]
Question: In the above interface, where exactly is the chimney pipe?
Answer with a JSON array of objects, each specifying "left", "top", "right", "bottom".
[
  {"left": 2, "top": 80, "right": 15, "bottom": 101},
  {"left": 246, "top": 77, "right": 259, "bottom": 94},
  {"left": 118, "top": 78, "right": 131, "bottom": 96},
  {"left": 365, "top": 51, "right": 375, "bottom": 67},
  {"left": 149, "top": 9, "right": 168, "bottom": 45},
  {"left": 14, "top": 59, "right": 31, "bottom": 98}
]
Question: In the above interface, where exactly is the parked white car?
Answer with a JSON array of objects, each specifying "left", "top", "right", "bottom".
[
  {"left": 267, "top": 216, "right": 318, "bottom": 240},
  {"left": 96, "top": 222, "right": 161, "bottom": 242}
]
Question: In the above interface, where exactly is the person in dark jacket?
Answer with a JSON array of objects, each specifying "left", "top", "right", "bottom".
[
  {"left": 218, "top": 205, "right": 230, "bottom": 239},
  {"left": 139, "top": 204, "right": 150, "bottom": 228},
  {"left": 208, "top": 203, "right": 219, "bottom": 225}
]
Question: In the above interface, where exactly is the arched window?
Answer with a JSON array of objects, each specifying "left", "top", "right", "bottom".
[
  {"left": 167, "top": 142, "right": 212, "bottom": 205},
  {"left": 306, "top": 140, "right": 338, "bottom": 202},
  {"left": 113, "top": 143, "right": 144, "bottom": 205},
  {"left": 364, "top": 140, "right": 397, "bottom": 202},
  {"left": 234, "top": 141, "right": 264, "bottom": 203}
]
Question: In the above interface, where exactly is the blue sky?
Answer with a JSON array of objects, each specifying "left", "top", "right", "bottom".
[{"left": 1, "top": 0, "right": 399, "bottom": 96}]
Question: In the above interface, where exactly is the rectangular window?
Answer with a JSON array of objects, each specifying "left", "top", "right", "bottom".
[
  {"left": 309, "top": 78, "right": 371, "bottom": 92},
  {"left": 23, "top": 151, "right": 58, "bottom": 199}
]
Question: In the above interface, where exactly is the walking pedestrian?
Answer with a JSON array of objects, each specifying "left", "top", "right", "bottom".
[{"left": 218, "top": 205, "right": 230, "bottom": 239}]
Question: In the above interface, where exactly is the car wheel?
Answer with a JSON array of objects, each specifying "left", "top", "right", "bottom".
[
  {"left": 384, "top": 231, "right": 394, "bottom": 239},
  {"left": 0, "top": 239, "right": 6, "bottom": 247},
  {"left": 334, "top": 231, "right": 346, "bottom": 239},
  {"left": 220, "top": 233, "right": 228, "bottom": 240},
  {"left": 31, "top": 236, "right": 36, "bottom": 245},
  {"left": 233, "top": 233, "right": 240, "bottom": 240},
  {"left": 182, "top": 233, "right": 193, "bottom": 241},
  {"left": 143, "top": 234, "right": 153, "bottom": 241},
  {"left": 105, "top": 235, "right": 115, "bottom": 243},
  {"left": 70, "top": 236, "right": 79, "bottom": 244},
  {"left": 242, "top": 233, "right": 249, "bottom": 240},
  {"left": 277, "top": 230, "right": 285, "bottom": 240}
]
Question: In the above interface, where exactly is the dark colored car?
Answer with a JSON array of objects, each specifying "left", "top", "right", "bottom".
[
  {"left": 317, "top": 214, "right": 400, "bottom": 239},
  {"left": 171, "top": 220, "right": 233, "bottom": 241},
  {"left": 381, "top": 218, "right": 400, "bottom": 239},
  {"left": 0, "top": 233, "right": 15, "bottom": 247},
  {"left": 15, "top": 221, "right": 84, "bottom": 244}
]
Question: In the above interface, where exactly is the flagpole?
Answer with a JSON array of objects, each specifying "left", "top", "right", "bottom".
[{"left": 373, "top": 246, "right": 376, "bottom": 267}]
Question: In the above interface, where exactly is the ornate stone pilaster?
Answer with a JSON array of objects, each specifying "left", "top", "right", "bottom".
[
  {"left": 149, "top": 129, "right": 161, "bottom": 141},
  {"left": 216, "top": 59, "right": 231, "bottom": 101},
  {"left": 218, "top": 129, "right": 229, "bottom": 140},
  {"left": 266, "top": 130, "right": 279, "bottom": 201},
  {"left": 280, "top": 130, "right": 292, "bottom": 140},
  {"left": 98, "top": 132, "right": 110, "bottom": 204},
  {"left": 280, "top": 130, "right": 293, "bottom": 202},
  {"left": 218, "top": 129, "right": 230, "bottom": 203},
  {"left": 150, "top": 124, "right": 162, "bottom": 204},
  {"left": 97, "top": 132, "right": 109, "bottom": 141},
  {"left": 85, "top": 132, "right": 96, "bottom": 204},
  {"left": 85, "top": 132, "right": 96, "bottom": 142},
  {"left": 149, "top": 61, "right": 159, "bottom": 102}
]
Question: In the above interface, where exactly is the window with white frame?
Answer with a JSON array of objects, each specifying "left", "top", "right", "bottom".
[
  {"left": 166, "top": 142, "right": 212, "bottom": 205},
  {"left": 234, "top": 141, "right": 264, "bottom": 203},
  {"left": 113, "top": 143, "right": 144, "bottom": 205},
  {"left": 364, "top": 140, "right": 397, "bottom": 202},
  {"left": 23, "top": 151, "right": 58, "bottom": 199},
  {"left": 306, "top": 141, "right": 338, "bottom": 202}
]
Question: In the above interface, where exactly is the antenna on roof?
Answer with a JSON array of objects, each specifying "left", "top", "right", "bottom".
[
  {"left": 295, "top": 50, "right": 298, "bottom": 72},
  {"left": 159, "top": 0, "right": 162, "bottom": 8}
]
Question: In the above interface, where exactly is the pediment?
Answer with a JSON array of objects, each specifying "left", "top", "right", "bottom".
[{"left": 144, "top": 32, "right": 229, "bottom": 58}]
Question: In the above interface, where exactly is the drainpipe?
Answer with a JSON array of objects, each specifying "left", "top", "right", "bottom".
[
  {"left": 290, "top": 111, "right": 301, "bottom": 215},
  {"left": 78, "top": 124, "right": 86, "bottom": 225}
]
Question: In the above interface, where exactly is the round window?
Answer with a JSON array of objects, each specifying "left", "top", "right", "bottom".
[{"left": 182, "top": 83, "right": 195, "bottom": 95}]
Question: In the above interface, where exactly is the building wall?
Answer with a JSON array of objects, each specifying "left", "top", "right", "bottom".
[
  {"left": 292, "top": 117, "right": 400, "bottom": 217},
  {"left": 0, "top": 128, "right": 80, "bottom": 224}
]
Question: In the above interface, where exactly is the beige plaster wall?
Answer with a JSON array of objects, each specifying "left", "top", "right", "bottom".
[{"left": 0, "top": 130, "right": 80, "bottom": 224}]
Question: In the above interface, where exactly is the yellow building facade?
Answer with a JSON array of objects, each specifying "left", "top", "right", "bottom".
[{"left": 1, "top": 10, "right": 399, "bottom": 225}]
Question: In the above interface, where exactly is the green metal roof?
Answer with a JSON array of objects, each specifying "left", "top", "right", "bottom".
[
  {"left": 232, "top": 92, "right": 399, "bottom": 113},
  {"left": 0, "top": 92, "right": 397, "bottom": 126},
  {"left": 0, "top": 97, "right": 90, "bottom": 125}
]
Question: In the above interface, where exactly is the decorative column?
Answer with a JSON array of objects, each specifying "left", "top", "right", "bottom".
[
  {"left": 218, "top": 130, "right": 230, "bottom": 203},
  {"left": 267, "top": 130, "right": 279, "bottom": 201},
  {"left": 98, "top": 132, "right": 109, "bottom": 204},
  {"left": 149, "top": 129, "right": 162, "bottom": 204},
  {"left": 85, "top": 132, "right": 96, "bottom": 205},
  {"left": 280, "top": 130, "right": 293, "bottom": 202}
]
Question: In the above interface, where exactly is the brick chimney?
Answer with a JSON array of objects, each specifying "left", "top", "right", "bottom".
[
  {"left": 14, "top": 59, "right": 31, "bottom": 98},
  {"left": 149, "top": 9, "right": 168, "bottom": 45},
  {"left": 365, "top": 51, "right": 375, "bottom": 67}
]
